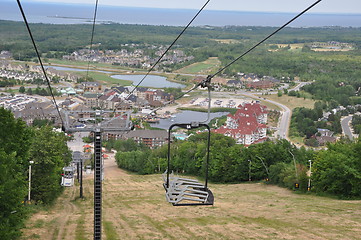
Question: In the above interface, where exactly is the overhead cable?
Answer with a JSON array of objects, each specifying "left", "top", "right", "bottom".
[
  {"left": 86, "top": 0, "right": 99, "bottom": 79},
  {"left": 16, "top": 0, "right": 65, "bottom": 127},
  {"left": 124, "top": 0, "right": 211, "bottom": 99},
  {"left": 209, "top": 0, "right": 322, "bottom": 79},
  {"left": 149, "top": 0, "right": 322, "bottom": 115}
]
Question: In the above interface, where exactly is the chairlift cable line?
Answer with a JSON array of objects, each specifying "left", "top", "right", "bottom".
[
  {"left": 86, "top": 0, "right": 99, "bottom": 79},
  {"left": 149, "top": 0, "right": 322, "bottom": 116},
  {"left": 124, "top": 0, "right": 211, "bottom": 100},
  {"left": 209, "top": 0, "right": 322, "bottom": 79},
  {"left": 16, "top": 0, "right": 65, "bottom": 127}
]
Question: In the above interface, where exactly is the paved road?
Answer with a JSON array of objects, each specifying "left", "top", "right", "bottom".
[
  {"left": 241, "top": 92, "right": 291, "bottom": 140},
  {"left": 341, "top": 115, "right": 354, "bottom": 140},
  {"left": 290, "top": 81, "right": 312, "bottom": 91},
  {"left": 67, "top": 132, "right": 90, "bottom": 152}
]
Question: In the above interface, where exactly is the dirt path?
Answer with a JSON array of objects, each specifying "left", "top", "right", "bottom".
[
  {"left": 22, "top": 153, "right": 361, "bottom": 240},
  {"left": 21, "top": 172, "right": 94, "bottom": 240}
]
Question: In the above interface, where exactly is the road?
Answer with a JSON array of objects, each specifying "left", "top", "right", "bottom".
[
  {"left": 241, "top": 92, "right": 291, "bottom": 140},
  {"left": 290, "top": 81, "right": 312, "bottom": 91},
  {"left": 67, "top": 132, "right": 90, "bottom": 152},
  {"left": 341, "top": 115, "right": 354, "bottom": 140}
]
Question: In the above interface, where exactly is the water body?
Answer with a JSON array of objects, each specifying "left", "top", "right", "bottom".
[
  {"left": 1, "top": 1, "right": 361, "bottom": 27},
  {"left": 111, "top": 74, "right": 185, "bottom": 88},
  {"left": 46, "top": 66, "right": 184, "bottom": 88},
  {"left": 150, "top": 110, "right": 229, "bottom": 130}
]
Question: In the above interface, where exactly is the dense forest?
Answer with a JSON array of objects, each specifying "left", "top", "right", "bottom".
[
  {"left": 110, "top": 133, "right": 361, "bottom": 199},
  {"left": 0, "top": 108, "right": 71, "bottom": 239}
]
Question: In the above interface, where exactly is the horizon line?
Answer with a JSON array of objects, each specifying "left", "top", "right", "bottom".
[{"left": 15, "top": 1, "right": 361, "bottom": 16}]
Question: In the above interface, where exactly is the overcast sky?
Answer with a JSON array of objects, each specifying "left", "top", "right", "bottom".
[{"left": 26, "top": 0, "right": 361, "bottom": 14}]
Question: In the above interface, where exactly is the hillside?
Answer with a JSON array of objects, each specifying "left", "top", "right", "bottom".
[{"left": 21, "top": 152, "right": 361, "bottom": 240}]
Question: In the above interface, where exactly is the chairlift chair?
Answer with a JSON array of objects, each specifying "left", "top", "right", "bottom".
[
  {"left": 61, "top": 166, "right": 75, "bottom": 187},
  {"left": 163, "top": 122, "right": 214, "bottom": 206}
]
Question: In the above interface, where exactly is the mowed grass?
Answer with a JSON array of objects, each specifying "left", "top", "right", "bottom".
[
  {"left": 176, "top": 57, "right": 221, "bottom": 74},
  {"left": 76, "top": 71, "right": 132, "bottom": 85},
  {"left": 264, "top": 93, "right": 316, "bottom": 110},
  {"left": 22, "top": 158, "right": 361, "bottom": 240},
  {"left": 101, "top": 169, "right": 361, "bottom": 240},
  {"left": 48, "top": 59, "right": 133, "bottom": 71}
]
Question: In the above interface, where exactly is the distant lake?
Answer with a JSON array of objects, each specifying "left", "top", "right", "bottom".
[
  {"left": 111, "top": 74, "right": 185, "bottom": 88},
  {"left": 150, "top": 110, "right": 229, "bottom": 130}
]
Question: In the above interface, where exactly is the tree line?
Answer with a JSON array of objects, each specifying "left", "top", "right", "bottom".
[
  {"left": 0, "top": 108, "right": 71, "bottom": 239},
  {"left": 111, "top": 132, "right": 361, "bottom": 200}
]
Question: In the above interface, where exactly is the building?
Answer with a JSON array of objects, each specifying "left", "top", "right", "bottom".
[
  {"left": 83, "top": 93, "right": 102, "bottom": 108},
  {"left": 226, "top": 80, "right": 242, "bottom": 88},
  {"left": 82, "top": 82, "right": 103, "bottom": 93},
  {"left": 213, "top": 102, "right": 268, "bottom": 146},
  {"left": 123, "top": 130, "right": 168, "bottom": 149}
]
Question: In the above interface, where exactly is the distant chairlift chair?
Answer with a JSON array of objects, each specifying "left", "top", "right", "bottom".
[
  {"left": 163, "top": 122, "right": 214, "bottom": 206},
  {"left": 61, "top": 166, "right": 75, "bottom": 187}
]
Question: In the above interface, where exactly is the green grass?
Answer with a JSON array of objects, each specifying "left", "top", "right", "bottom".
[
  {"left": 176, "top": 57, "right": 220, "bottom": 74},
  {"left": 103, "top": 221, "right": 119, "bottom": 240},
  {"left": 77, "top": 71, "right": 131, "bottom": 85},
  {"left": 265, "top": 94, "right": 316, "bottom": 111},
  {"left": 75, "top": 215, "right": 87, "bottom": 240}
]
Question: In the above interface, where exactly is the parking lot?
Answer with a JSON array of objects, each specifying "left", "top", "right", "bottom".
[{"left": 188, "top": 97, "right": 249, "bottom": 108}]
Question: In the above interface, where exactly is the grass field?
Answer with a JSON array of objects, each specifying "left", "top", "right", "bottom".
[
  {"left": 175, "top": 57, "right": 221, "bottom": 75},
  {"left": 76, "top": 71, "right": 132, "bottom": 86},
  {"left": 48, "top": 59, "right": 133, "bottom": 71},
  {"left": 264, "top": 94, "right": 316, "bottom": 111},
  {"left": 21, "top": 153, "right": 361, "bottom": 240}
]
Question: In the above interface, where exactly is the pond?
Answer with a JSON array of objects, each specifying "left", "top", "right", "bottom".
[
  {"left": 150, "top": 110, "right": 229, "bottom": 130},
  {"left": 46, "top": 66, "right": 186, "bottom": 88},
  {"left": 111, "top": 74, "right": 185, "bottom": 88}
]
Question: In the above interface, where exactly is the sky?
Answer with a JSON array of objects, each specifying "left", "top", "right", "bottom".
[{"left": 25, "top": 0, "right": 361, "bottom": 14}]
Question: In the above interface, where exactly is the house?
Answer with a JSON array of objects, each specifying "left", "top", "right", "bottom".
[
  {"left": 12, "top": 102, "right": 60, "bottom": 126},
  {"left": 83, "top": 93, "right": 102, "bottom": 108},
  {"left": 122, "top": 130, "right": 169, "bottom": 149},
  {"left": 82, "top": 82, "right": 103, "bottom": 93},
  {"left": 134, "top": 87, "right": 148, "bottom": 99},
  {"left": 316, "top": 135, "right": 337, "bottom": 146},
  {"left": 227, "top": 80, "right": 242, "bottom": 88},
  {"left": 315, "top": 128, "right": 336, "bottom": 146},
  {"left": 213, "top": 102, "right": 268, "bottom": 146},
  {"left": 317, "top": 128, "right": 334, "bottom": 137},
  {"left": 98, "top": 94, "right": 122, "bottom": 110}
]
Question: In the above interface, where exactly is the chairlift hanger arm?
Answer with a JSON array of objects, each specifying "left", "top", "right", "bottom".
[{"left": 169, "top": 122, "right": 210, "bottom": 131}]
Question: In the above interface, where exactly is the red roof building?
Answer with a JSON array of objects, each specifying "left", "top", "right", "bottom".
[{"left": 213, "top": 102, "right": 268, "bottom": 146}]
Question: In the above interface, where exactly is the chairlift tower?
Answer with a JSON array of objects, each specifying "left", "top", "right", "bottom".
[
  {"left": 64, "top": 110, "right": 133, "bottom": 240},
  {"left": 72, "top": 151, "right": 83, "bottom": 198}
]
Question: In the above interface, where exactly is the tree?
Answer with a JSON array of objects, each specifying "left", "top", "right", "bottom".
[
  {"left": 0, "top": 108, "right": 32, "bottom": 239},
  {"left": 0, "top": 151, "right": 28, "bottom": 240},
  {"left": 26, "top": 88, "right": 33, "bottom": 95},
  {"left": 313, "top": 142, "right": 361, "bottom": 198},
  {"left": 19, "top": 86, "right": 25, "bottom": 93},
  {"left": 28, "top": 127, "right": 71, "bottom": 204}
]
